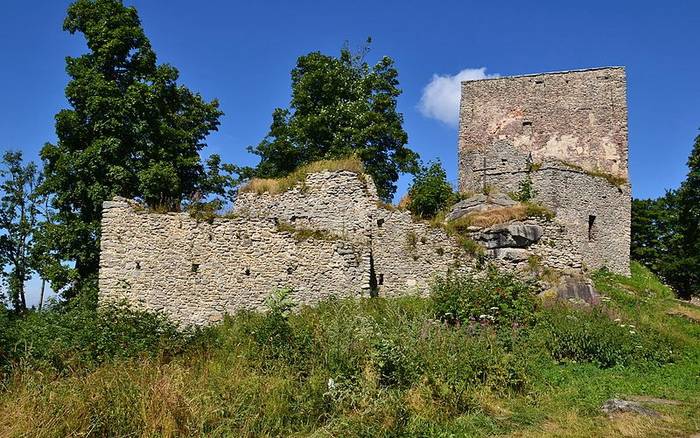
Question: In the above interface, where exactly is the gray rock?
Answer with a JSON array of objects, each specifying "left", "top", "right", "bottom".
[
  {"left": 555, "top": 276, "right": 601, "bottom": 306},
  {"left": 446, "top": 193, "right": 518, "bottom": 221},
  {"left": 601, "top": 399, "right": 660, "bottom": 417},
  {"left": 476, "top": 222, "right": 543, "bottom": 249},
  {"left": 487, "top": 248, "right": 530, "bottom": 262}
]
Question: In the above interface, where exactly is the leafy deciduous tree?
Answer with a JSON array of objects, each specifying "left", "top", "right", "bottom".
[
  {"left": 0, "top": 152, "right": 45, "bottom": 313},
  {"left": 631, "top": 133, "right": 700, "bottom": 298},
  {"left": 39, "top": 0, "right": 232, "bottom": 299},
  {"left": 247, "top": 40, "right": 419, "bottom": 201},
  {"left": 406, "top": 160, "right": 455, "bottom": 219}
]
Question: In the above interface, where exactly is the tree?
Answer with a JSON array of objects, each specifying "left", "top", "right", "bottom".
[
  {"left": 247, "top": 40, "right": 419, "bottom": 201},
  {"left": 0, "top": 152, "right": 45, "bottom": 313},
  {"left": 631, "top": 133, "right": 700, "bottom": 298},
  {"left": 406, "top": 160, "right": 455, "bottom": 219},
  {"left": 39, "top": 0, "right": 231, "bottom": 300},
  {"left": 670, "top": 133, "right": 700, "bottom": 297}
]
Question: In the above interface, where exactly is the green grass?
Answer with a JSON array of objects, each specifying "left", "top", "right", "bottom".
[{"left": 1, "top": 262, "right": 698, "bottom": 437}]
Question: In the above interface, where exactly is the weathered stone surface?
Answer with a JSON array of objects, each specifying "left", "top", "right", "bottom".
[
  {"left": 99, "top": 172, "right": 475, "bottom": 326},
  {"left": 601, "top": 399, "right": 660, "bottom": 417},
  {"left": 100, "top": 169, "right": 612, "bottom": 326},
  {"left": 554, "top": 276, "right": 601, "bottom": 306},
  {"left": 476, "top": 222, "right": 543, "bottom": 249},
  {"left": 486, "top": 248, "right": 530, "bottom": 262},
  {"left": 445, "top": 193, "right": 517, "bottom": 222},
  {"left": 457, "top": 67, "right": 631, "bottom": 276}
]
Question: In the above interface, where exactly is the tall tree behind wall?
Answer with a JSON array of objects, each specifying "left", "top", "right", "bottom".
[
  {"left": 39, "top": 0, "right": 231, "bottom": 300},
  {"left": 631, "top": 133, "right": 700, "bottom": 298},
  {"left": 247, "top": 40, "right": 419, "bottom": 201}
]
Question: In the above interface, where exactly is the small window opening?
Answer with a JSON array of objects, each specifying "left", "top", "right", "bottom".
[
  {"left": 535, "top": 79, "right": 544, "bottom": 84},
  {"left": 588, "top": 215, "right": 597, "bottom": 241},
  {"left": 378, "top": 274, "right": 384, "bottom": 286},
  {"left": 377, "top": 218, "right": 384, "bottom": 227},
  {"left": 244, "top": 267, "right": 251, "bottom": 276},
  {"left": 135, "top": 261, "right": 141, "bottom": 270},
  {"left": 191, "top": 263, "right": 199, "bottom": 273},
  {"left": 501, "top": 158, "right": 508, "bottom": 164},
  {"left": 522, "top": 121, "right": 532, "bottom": 127}
]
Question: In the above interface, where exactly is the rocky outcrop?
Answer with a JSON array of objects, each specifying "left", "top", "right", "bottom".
[
  {"left": 552, "top": 276, "right": 601, "bottom": 306},
  {"left": 445, "top": 193, "right": 517, "bottom": 221},
  {"left": 475, "top": 222, "right": 543, "bottom": 249},
  {"left": 601, "top": 399, "right": 660, "bottom": 417}
]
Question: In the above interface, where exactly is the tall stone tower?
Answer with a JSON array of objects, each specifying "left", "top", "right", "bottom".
[{"left": 458, "top": 67, "right": 631, "bottom": 275}]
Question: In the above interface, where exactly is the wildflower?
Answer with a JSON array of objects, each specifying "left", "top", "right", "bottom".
[
  {"left": 614, "top": 318, "right": 621, "bottom": 322},
  {"left": 629, "top": 330, "right": 636, "bottom": 334},
  {"left": 327, "top": 378, "right": 336, "bottom": 390}
]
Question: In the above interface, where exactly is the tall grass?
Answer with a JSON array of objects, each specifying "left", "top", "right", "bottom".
[
  {"left": 0, "top": 264, "right": 698, "bottom": 436},
  {"left": 239, "top": 157, "right": 365, "bottom": 195}
]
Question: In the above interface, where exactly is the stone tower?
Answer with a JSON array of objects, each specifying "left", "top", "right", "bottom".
[{"left": 458, "top": 67, "right": 631, "bottom": 275}]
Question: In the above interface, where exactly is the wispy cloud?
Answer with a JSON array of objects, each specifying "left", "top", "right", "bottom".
[{"left": 418, "top": 67, "right": 498, "bottom": 127}]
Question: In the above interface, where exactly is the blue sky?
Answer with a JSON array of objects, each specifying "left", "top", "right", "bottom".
[{"left": 1, "top": 0, "right": 699, "bottom": 305}]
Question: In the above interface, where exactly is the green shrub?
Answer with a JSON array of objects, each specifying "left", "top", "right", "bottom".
[
  {"left": 431, "top": 269, "right": 538, "bottom": 326},
  {"left": 407, "top": 160, "right": 456, "bottom": 219},
  {"left": 1, "top": 301, "right": 187, "bottom": 373},
  {"left": 535, "top": 306, "right": 677, "bottom": 367}
]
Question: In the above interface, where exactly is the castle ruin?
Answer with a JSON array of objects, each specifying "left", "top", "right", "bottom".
[
  {"left": 99, "top": 67, "right": 632, "bottom": 325},
  {"left": 458, "top": 67, "right": 631, "bottom": 275}
]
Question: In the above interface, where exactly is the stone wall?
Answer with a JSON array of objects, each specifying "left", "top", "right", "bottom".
[
  {"left": 100, "top": 164, "right": 627, "bottom": 325},
  {"left": 457, "top": 67, "right": 631, "bottom": 276},
  {"left": 99, "top": 198, "right": 368, "bottom": 326},
  {"left": 459, "top": 67, "right": 628, "bottom": 192},
  {"left": 100, "top": 172, "right": 476, "bottom": 325}
]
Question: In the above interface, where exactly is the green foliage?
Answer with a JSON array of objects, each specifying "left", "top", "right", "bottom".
[
  {"left": 631, "top": 133, "right": 700, "bottom": 298},
  {"left": 431, "top": 269, "right": 538, "bottom": 326},
  {"left": 1, "top": 265, "right": 698, "bottom": 436},
  {"left": 38, "top": 0, "right": 234, "bottom": 298},
  {"left": 245, "top": 39, "right": 419, "bottom": 201},
  {"left": 0, "top": 152, "right": 46, "bottom": 312},
  {"left": 535, "top": 306, "right": 676, "bottom": 368},
  {"left": 513, "top": 173, "right": 536, "bottom": 202},
  {"left": 406, "top": 160, "right": 456, "bottom": 219},
  {"left": 0, "top": 300, "right": 187, "bottom": 374}
]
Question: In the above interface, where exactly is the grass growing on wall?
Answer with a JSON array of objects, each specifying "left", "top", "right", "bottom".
[
  {"left": 1, "top": 263, "right": 699, "bottom": 437},
  {"left": 240, "top": 157, "right": 366, "bottom": 195}
]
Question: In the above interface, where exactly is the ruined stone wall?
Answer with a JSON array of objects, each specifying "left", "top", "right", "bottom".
[
  {"left": 459, "top": 67, "right": 628, "bottom": 192},
  {"left": 233, "top": 171, "right": 379, "bottom": 243},
  {"left": 99, "top": 198, "right": 368, "bottom": 326},
  {"left": 100, "top": 172, "right": 475, "bottom": 325},
  {"left": 457, "top": 67, "right": 631, "bottom": 276}
]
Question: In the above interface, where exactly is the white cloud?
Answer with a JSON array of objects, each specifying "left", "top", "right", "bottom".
[{"left": 418, "top": 67, "right": 498, "bottom": 127}]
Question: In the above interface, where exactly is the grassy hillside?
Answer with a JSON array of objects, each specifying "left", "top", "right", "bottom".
[{"left": 0, "top": 262, "right": 698, "bottom": 437}]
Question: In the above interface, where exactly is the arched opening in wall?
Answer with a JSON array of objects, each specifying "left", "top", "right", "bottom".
[{"left": 588, "top": 215, "right": 597, "bottom": 242}]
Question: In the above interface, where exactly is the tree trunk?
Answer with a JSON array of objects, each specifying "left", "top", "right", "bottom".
[{"left": 38, "top": 278, "right": 46, "bottom": 311}]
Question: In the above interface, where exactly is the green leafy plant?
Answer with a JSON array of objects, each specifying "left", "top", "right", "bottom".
[
  {"left": 431, "top": 269, "right": 538, "bottom": 326},
  {"left": 407, "top": 160, "right": 455, "bottom": 219}
]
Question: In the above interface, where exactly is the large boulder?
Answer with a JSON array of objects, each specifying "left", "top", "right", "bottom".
[
  {"left": 549, "top": 276, "right": 601, "bottom": 306},
  {"left": 476, "top": 222, "right": 543, "bottom": 249},
  {"left": 446, "top": 193, "right": 518, "bottom": 221}
]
